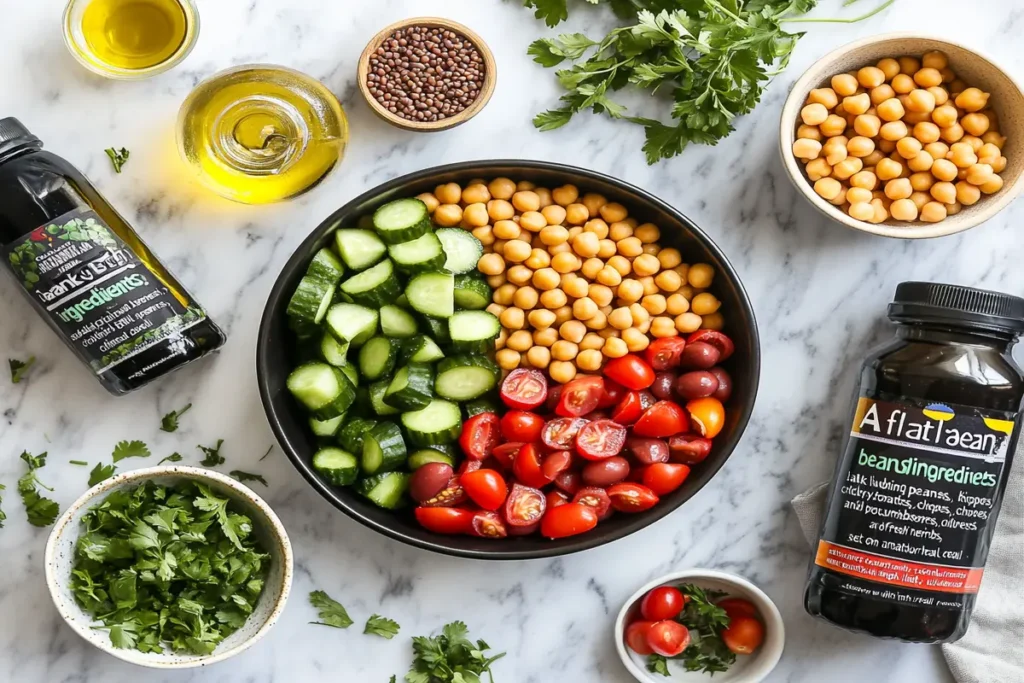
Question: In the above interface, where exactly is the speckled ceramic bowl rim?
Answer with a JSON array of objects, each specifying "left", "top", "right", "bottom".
[
  {"left": 44, "top": 466, "right": 294, "bottom": 669},
  {"left": 614, "top": 569, "right": 785, "bottom": 683},
  {"left": 779, "top": 32, "right": 1024, "bottom": 239}
]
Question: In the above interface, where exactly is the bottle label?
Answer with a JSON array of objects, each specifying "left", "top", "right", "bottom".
[
  {"left": 3, "top": 209, "right": 207, "bottom": 375},
  {"left": 814, "top": 396, "right": 1013, "bottom": 608}
]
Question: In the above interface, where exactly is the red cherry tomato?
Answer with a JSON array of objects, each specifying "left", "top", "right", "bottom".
[
  {"left": 553, "top": 469, "right": 582, "bottom": 495},
  {"left": 644, "top": 337, "right": 687, "bottom": 371},
  {"left": 634, "top": 401, "right": 689, "bottom": 438},
  {"left": 687, "top": 397, "right": 725, "bottom": 439},
  {"left": 501, "top": 411, "right": 545, "bottom": 442},
  {"left": 507, "top": 521, "right": 540, "bottom": 536},
  {"left": 461, "top": 469, "right": 508, "bottom": 511},
  {"left": 604, "top": 354, "right": 655, "bottom": 390},
  {"left": 607, "top": 483, "right": 660, "bottom": 512},
  {"left": 457, "top": 459, "right": 481, "bottom": 475},
  {"left": 541, "top": 450, "right": 573, "bottom": 479},
  {"left": 503, "top": 483, "right": 546, "bottom": 527},
  {"left": 556, "top": 376, "right": 604, "bottom": 417},
  {"left": 612, "top": 391, "right": 643, "bottom": 425},
  {"left": 572, "top": 486, "right": 612, "bottom": 518},
  {"left": 597, "top": 379, "right": 627, "bottom": 409},
  {"left": 500, "top": 368, "right": 548, "bottom": 410},
  {"left": 542, "top": 417, "right": 588, "bottom": 450},
  {"left": 540, "top": 503, "right": 598, "bottom": 539},
  {"left": 687, "top": 330, "right": 735, "bottom": 362},
  {"left": 625, "top": 620, "right": 656, "bottom": 655},
  {"left": 668, "top": 434, "right": 713, "bottom": 464},
  {"left": 647, "top": 620, "right": 691, "bottom": 657},
  {"left": 642, "top": 463, "right": 691, "bottom": 496},
  {"left": 491, "top": 442, "right": 524, "bottom": 469},
  {"left": 546, "top": 490, "right": 570, "bottom": 509},
  {"left": 414, "top": 507, "right": 473, "bottom": 534},
  {"left": 575, "top": 419, "right": 628, "bottom": 461},
  {"left": 545, "top": 384, "right": 563, "bottom": 413},
  {"left": 641, "top": 586, "right": 686, "bottom": 621},
  {"left": 717, "top": 598, "right": 760, "bottom": 620},
  {"left": 419, "top": 475, "right": 468, "bottom": 507},
  {"left": 513, "top": 443, "right": 552, "bottom": 489},
  {"left": 470, "top": 510, "right": 508, "bottom": 538},
  {"left": 459, "top": 412, "right": 500, "bottom": 461},
  {"left": 722, "top": 615, "right": 765, "bottom": 655}
]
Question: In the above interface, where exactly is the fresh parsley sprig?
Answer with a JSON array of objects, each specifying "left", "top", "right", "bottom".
[
  {"left": 9, "top": 356, "right": 35, "bottom": 383},
  {"left": 112, "top": 440, "right": 150, "bottom": 463},
  {"left": 406, "top": 621, "right": 505, "bottom": 683},
  {"left": 198, "top": 439, "right": 225, "bottom": 467},
  {"left": 88, "top": 462, "right": 117, "bottom": 487},
  {"left": 105, "top": 147, "right": 130, "bottom": 174},
  {"left": 309, "top": 590, "right": 353, "bottom": 629},
  {"left": 18, "top": 451, "right": 59, "bottom": 527},
  {"left": 160, "top": 403, "right": 192, "bottom": 433},
  {"left": 365, "top": 614, "right": 400, "bottom": 640}
]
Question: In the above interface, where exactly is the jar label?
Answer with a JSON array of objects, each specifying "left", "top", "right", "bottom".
[
  {"left": 814, "top": 396, "right": 1012, "bottom": 608},
  {"left": 2, "top": 209, "right": 207, "bottom": 375}
]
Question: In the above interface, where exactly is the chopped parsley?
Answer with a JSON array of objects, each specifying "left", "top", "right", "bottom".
[
  {"left": 105, "top": 147, "right": 130, "bottom": 174},
  {"left": 9, "top": 356, "right": 35, "bottom": 383},
  {"left": 160, "top": 403, "right": 192, "bottom": 433},
  {"left": 70, "top": 460, "right": 88, "bottom": 466},
  {"left": 309, "top": 590, "right": 353, "bottom": 629},
  {"left": 88, "top": 462, "right": 117, "bottom": 487},
  {"left": 259, "top": 445, "right": 274, "bottom": 461},
  {"left": 229, "top": 471, "right": 268, "bottom": 487},
  {"left": 198, "top": 439, "right": 225, "bottom": 467},
  {"left": 158, "top": 453, "right": 183, "bottom": 465},
  {"left": 364, "top": 614, "right": 400, "bottom": 640},
  {"left": 406, "top": 621, "right": 505, "bottom": 683},
  {"left": 18, "top": 451, "right": 59, "bottom": 527},
  {"left": 112, "top": 440, "right": 150, "bottom": 463}
]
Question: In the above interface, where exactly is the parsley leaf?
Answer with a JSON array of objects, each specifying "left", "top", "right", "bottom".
[
  {"left": 523, "top": 0, "right": 569, "bottom": 27},
  {"left": 229, "top": 470, "right": 268, "bottom": 487},
  {"left": 160, "top": 403, "right": 192, "bottom": 432},
  {"left": 309, "top": 590, "right": 353, "bottom": 629},
  {"left": 88, "top": 462, "right": 117, "bottom": 487},
  {"left": 105, "top": 147, "right": 130, "bottom": 173},
  {"left": 0, "top": 483, "right": 6, "bottom": 528},
  {"left": 647, "top": 653, "right": 671, "bottom": 676},
  {"left": 198, "top": 439, "right": 225, "bottom": 467},
  {"left": 406, "top": 621, "right": 505, "bottom": 683},
  {"left": 18, "top": 451, "right": 59, "bottom": 527},
  {"left": 158, "top": 453, "right": 183, "bottom": 465},
  {"left": 112, "top": 440, "right": 150, "bottom": 463},
  {"left": 390, "top": 677, "right": 397, "bottom": 683},
  {"left": 364, "top": 614, "right": 400, "bottom": 639},
  {"left": 9, "top": 356, "right": 35, "bottom": 383}
]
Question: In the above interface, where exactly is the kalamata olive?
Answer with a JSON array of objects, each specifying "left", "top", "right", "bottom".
[
  {"left": 639, "top": 390, "right": 657, "bottom": 410},
  {"left": 625, "top": 436, "right": 670, "bottom": 464},
  {"left": 680, "top": 342, "right": 721, "bottom": 369},
  {"left": 675, "top": 370, "right": 719, "bottom": 400},
  {"left": 582, "top": 456, "right": 631, "bottom": 486},
  {"left": 409, "top": 463, "right": 454, "bottom": 503},
  {"left": 546, "top": 384, "right": 563, "bottom": 413},
  {"left": 709, "top": 367, "right": 732, "bottom": 402},
  {"left": 651, "top": 372, "right": 676, "bottom": 401},
  {"left": 669, "top": 434, "right": 713, "bottom": 464}
]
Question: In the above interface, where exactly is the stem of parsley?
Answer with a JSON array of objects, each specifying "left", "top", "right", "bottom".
[{"left": 782, "top": 0, "right": 896, "bottom": 23}]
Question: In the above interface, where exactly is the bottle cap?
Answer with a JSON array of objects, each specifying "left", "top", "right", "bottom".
[
  {"left": 0, "top": 117, "right": 41, "bottom": 159},
  {"left": 889, "top": 281, "right": 1024, "bottom": 334}
]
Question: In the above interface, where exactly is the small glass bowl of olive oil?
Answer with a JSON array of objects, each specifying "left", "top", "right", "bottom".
[{"left": 63, "top": 0, "right": 199, "bottom": 79}]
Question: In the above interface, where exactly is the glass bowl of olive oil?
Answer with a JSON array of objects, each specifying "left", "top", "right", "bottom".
[{"left": 63, "top": 0, "right": 199, "bottom": 79}]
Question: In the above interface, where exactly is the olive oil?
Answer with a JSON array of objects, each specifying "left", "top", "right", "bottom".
[{"left": 177, "top": 65, "right": 348, "bottom": 204}]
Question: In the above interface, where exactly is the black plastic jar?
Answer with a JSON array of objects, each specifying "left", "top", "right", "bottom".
[{"left": 805, "top": 281, "right": 1024, "bottom": 643}]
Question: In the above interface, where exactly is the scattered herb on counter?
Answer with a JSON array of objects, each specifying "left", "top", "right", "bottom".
[
  {"left": 112, "top": 440, "right": 150, "bottom": 462},
  {"left": 70, "top": 480, "right": 270, "bottom": 655},
  {"left": 390, "top": 677, "right": 397, "bottom": 683},
  {"left": 9, "top": 356, "right": 35, "bottom": 384},
  {"left": 406, "top": 621, "right": 505, "bottom": 683},
  {"left": 364, "top": 614, "right": 401, "bottom": 640},
  {"left": 0, "top": 484, "right": 6, "bottom": 528},
  {"left": 645, "top": 583, "right": 736, "bottom": 676},
  {"left": 70, "top": 460, "right": 88, "bottom": 466},
  {"left": 158, "top": 453, "right": 183, "bottom": 465},
  {"left": 198, "top": 439, "right": 225, "bottom": 467},
  {"left": 230, "top": 470, "right": 268, "bottom": 487},
  {"left": 104, "top": 147, "right": 130, "bottom": 174},
  {"left": 260, "top": 445, "right": 274, "bottom": 461},
  {"left": 18, "top": 451, "right": 59, "bottom": 527},
  {"left": 309, "top": 590, "right": 353, "bottom": 629},
  {"left": 88, "top": 462, "right": 117, "bottom": 487},
  {"left": 160, "top": 403, "right": 192, "bottom": 432}
]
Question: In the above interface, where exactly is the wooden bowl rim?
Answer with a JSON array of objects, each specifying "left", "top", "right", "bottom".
[{"left": 357, "top": 16, "right": 497, "bottom": 132}]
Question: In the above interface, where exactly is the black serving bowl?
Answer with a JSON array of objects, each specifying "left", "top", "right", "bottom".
[{"left": 257, "top": 161, "right": 760, "bottom": 560}]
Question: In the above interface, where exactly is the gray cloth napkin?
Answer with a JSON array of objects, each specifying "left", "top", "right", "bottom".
[{"left": 791, "top": 451, "right": 1024, "bottom": 683}]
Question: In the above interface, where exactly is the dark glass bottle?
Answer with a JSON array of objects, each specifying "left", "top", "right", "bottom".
[
  {"left": 805, "top": 282, "right": 1024, "bottom": 643},
  {"left": 0, "top": 117, "right": 225, "bottom": 395}
]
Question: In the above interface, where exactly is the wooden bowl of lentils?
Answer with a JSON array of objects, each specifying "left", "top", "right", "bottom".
[{"left": 357, "top": 17, "right": 496, "bottom": 132}]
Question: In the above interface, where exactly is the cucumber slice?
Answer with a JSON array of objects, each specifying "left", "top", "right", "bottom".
[
  {"left": 313, "top": 447, "right": 359, "bottom": 486},
  {"left": 384, "top": 364, "right": 434, "bottom": 411},
  {"left": 358, "top": 336, "right": 399, "bottom": 382},
  {"left": 286, "top": 362, "right": 356, "bottom": 419},
  {"left": 388, "top": 232, "right": 446, "bottom": 274},
  {"left": 400, "top": 335, "right": 446, "bottom": 364},
  {"left": 436, "top": 228, "right": 484, "bottom": 275},
  {"left": 306, "top": 247, "right": 346, "bottom": 283},
  {"left": 357, "top": 472, "right": 410, "bottom": 509},
  {"left": 338, "top": 417, "right": 377, "bottom": 452},
  {"left": 464, "top": 397, "right": 499, "bottom": 418},
  {"left": 320, "top": 332, "right": 350, "bottom": 367},
  {"left": 339, "top": 362, "right": 359, "bottom": 388},
  {"left": 407, "top": 271, "right": 455, "bottom": 318},
  {"left": 325, "top": 303, "right": 379, "bottom": 347},
  {"left": 401, "top": 399, "right": 463, "bottom": 446},
  {"left": 407, "top": 449, "right": 455, "bottom": 470},
  {"left": 335, "top": 229, "right": 387, "bottom": 271},
  {"left": 453, "top": 275, "right": 492, "bottom": 310},
  {"left": 370, "top": 380, "right": 401, "bottom": 416},
  {"left": 373, "top": 198, "right": 431, "bottom": 244},
  {"left": 395, "top": 293, "right": 410, "bottom": 309},
  {"left": 340, "top": 259, "right": 401, "bottom": 307},
  {"left": 310, "top": 414, "right": 346, "bottom": 437},
  {"left": 286, "top": 276, "right": 336, "bottom": 338},
  {"left": 448, "top": 310, "right": 501, "bottom": 353},
  {"left": 434, "top": 355, "right": 500, "bottom": 401},
  {"left": 417, "top": 315, "right": 451, "bottom": 344},
  {"left": 380, "top": 305, "right": 419, "bottom": 339},
  {"left": 361, "top": 422, "right": 407, "bottom": 475}
]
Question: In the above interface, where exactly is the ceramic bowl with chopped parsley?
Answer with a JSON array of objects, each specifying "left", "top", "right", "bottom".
[{"left": 44, "top": 466, "right": 293, "bottom": 668}]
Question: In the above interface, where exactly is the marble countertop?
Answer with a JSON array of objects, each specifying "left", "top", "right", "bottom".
[{"left": 2, "top": 1, "right": 1021, "bottom": 681}]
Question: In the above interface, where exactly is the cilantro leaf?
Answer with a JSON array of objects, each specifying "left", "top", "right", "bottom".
[
  {"left": 229, "top": 470, "right": 268, "bottom": 487},
  {"left": 88, "top": 462, "right": 117, "bottom": 487},
  {"left": 364, "top": 614, "right": 400, "bottom": 639},
  {"left": 160, "top": 403, "right": 192, "bottom": 432},
  {"left": 105, "top": 147, "right": 130, "bottom": 174},
  {"left": 112, "top": 440, "right": 150, "bottom": 463},
  {"left": 18, "top": 451, "right": 59, "bottom": 527},
  {"left": 309, "top": 590, "right": 353, "bottom": 629},
  {"left": 198, "top": 439, "right": 225, "bottom": 467},
  {"left": 158, "top": 453, "right": 183, "bottom": 465},
  {"left": 9, "top": 356, "right": 35, "bottom": 383}
]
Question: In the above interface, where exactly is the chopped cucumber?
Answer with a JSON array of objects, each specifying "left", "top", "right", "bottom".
[
  {"left": 357, "top": 472, "right": 410, "bottom": 509},
  {"left": 407, "top": 271, "right": 454, "bottom": 318},
  {"left": 417, "top": 315, "right": 451, "bottom": 344},
  {"left": 286, "top": 362, "right": 356, "bottom": 419},
  {"left": 339, "top": 362, "right": 359, "bottom": 388},
  {"left": 436, "top": 228, "right": 484, "bottom": 274},
  {"left": 310, "top": 414, "right": 346, "bottom": 437},
  {"left": 464, "top": 397, "right": 499, "bottom": 418},
  {"left": 401, "top": 399, "right": 462, "bottom": 446},
  {"left": 448, "top": 310, "right": 501, "bottom": 353},
  {"left": 373, "top": 198, "right": 431, "bottom": 244},
  {"left": 335, "top": 229, "right": 387, "bottom": 270},
  {"left": 384, "top": 364, "right": 434, "bottom": 411},
  {"left": 340, "top": 258, "right": 401, "bottom": 307},
  {"left": 358, "top": 336, "right": 399, "bottom": 381},
  {"left": 306, "top": 247, "right": 346, "bottom": 283},
  {"left": 400, "top": 335, "right": 446, "bottom": 364},
  {"left": 361, "top": 422, "right": 407, "bottom": 475},
  {"left": 434, "top": 355, "right": 499, "bottom": 401},
  {"left": 286, "top": 276, "right": 336, "bottom": 338},
  {"left": 320, "top": 332, "right": 350, "bottom": 367},
  {"left": 407, "top": 449, "right": 455, "bottom": 470},
  {"left": 370, "top": 380, "right": 401, "bottom": 416},
  {"left": 326, "top": 303, "right": 379, "bottom": 347},
  {"left": 453, "top": 275, "right": 492, "bottom": 310},
  {"left": 313, "top": 447, "right": 359, "bottom": 486},
  {"left": 338, "top": 417, "right": 377, "bottom": 453},
  {"left": 388, "top": 232, "right": 446, "bottom": 273},
  {"left": 380, "top": 305, "right": 419, "bottom": 339}
]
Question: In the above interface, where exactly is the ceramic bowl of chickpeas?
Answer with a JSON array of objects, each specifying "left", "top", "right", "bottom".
[{"left": 780, "top": 34, "right": 1024, "bottom": 238}]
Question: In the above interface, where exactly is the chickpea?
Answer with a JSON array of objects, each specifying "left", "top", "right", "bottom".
[
  {"left": 504, "top": 330, "right": 532, "bottom": 353},
  {"left": 652, "top": 270, "right": 681, "bottom": 293},
  {"left": 519, "top": 211, "right": 547, "bottom": 233},
  {"left": 868, "top": 198, "right": 889, "bottom": 224},
  {"left": 578, "top": 257, "right": 601, "bottom": 280},
  {"left": 581, "top": 219, "right": 608, "bottom": 240},
  {"left": 896, "top": 136, "right": 922, "bottom": 160},
  {"left": 526, "top": 267, "right": 557, "bottom": 292},
  {"left": 571, "top": 348, "right": 601, "bottom": 372},
  {"left": 566, "top": 231, "right": 598, "bottom": 259},
  {"left": 615, "top": 327, "right": 645, "bottom": 353},
  {"left": 618, "top": 278, "right": 644, "bottom": 304},
  {"left": 475, "top": 252, "right": 504, "bottom": 276},
  {"left": 955, "top": 88, "right": 990, "bottom": 112},
  {"left": 926, "top": 157, "right": 956, "bottom": 183},
  {"left": 870, "top": 57, "right": 897, "bottom": 80},
  {"left": 923, "top": 142, "right": 950, "bottom": 161},
  {"left": 962, "top": 135, "right": 985, "bottom": 153},
  {"left": 472, "top": 224, "right": 495, "bottom": 246},
  {"left": 524, "top": 249, "right": 550, "bottom": 271},
  {"left": 607, "top": 255, "right": 633, "bottom": 278},
  {"left": 820, "top": 114, "right": 847, "bottom": 137},
  {"left": 842, "top": 93, "right": 871, "bottom": 116},
  {"left": 792, "top": 138, "right": 822, "bottom": 160},
  {"left": 590, "top": 201, "right": 624, "bottom": 224},
  {"left": 832, "top": 73, "right": 859, "bottom": 97},
  {"left": 488, "top": 220, "right": 518, "bottom": 241},
  {"left": 542, "top": 360, "right": 573, "bottom": 384},
  {"left": 848, "top": 202, "right": 875, "bottom": 221},
  {"left": 536, "top": 226, "right": 570, "bottom": 249},
  {"left": 949, "top": 142, "right": 979, "bottom": 168},
  {"left": 639, "top": 276, "right": 658, "bottom": 296},
  {"left": 493, "top": 283, "right": 517, "bottom": 306},
  {"left": 976, "top": 143, "right": 1001, "bottom": 166},
  {"left": 626, "top": 224, "right": 656, "bottom": 245},
  {"left": 992, "top": 156, "right": 1008, "bottom": 173},
  {"left": 605, "top": 221, "right": 633, "bottom": 243},
  {"left": 889, "top": 197, "right": 919, "bottom": 221},
  {"left": 846, "top": 136, "right": 875, "bottom": 158},
  {"left": 824, "top": 138, "right": 849, "bottom": 166},
  {"left": 939, "top": 123, "right": 965, "bottom": 144},
  {"left": 671, "top": 312, "right": 699, "bottom": 334},
  {"left": 701, "top": 313, "right": 724, "bottom": 331},
  {"left": 894, "top": 55, "right": 918, "bottom": 74},
  {"left": 461, "top": 182, "right": 491, "bottom": 205},
  {"left": 902, "top": 89, "right": 934, "bottom": 115},
  {"left": 913, "top": 67, "right": 942, "bottom": 88},
  {"left": 945, "top": 200, "right": 963, "bottom": 216},
  {"left": 641, "top": 244, "right": 661, "bottom": 258},
  {"left": 518, "top": 346, "right": 548, "bottom": 370},
  {"left": 689, "top": 292, "right": 720, "bottom": 316},
  {"left": 875, "top": 97, "right": 905, "bottom": 123},
  {"left": 911, "top": 122, "right": 940, "bottom": 145},
  {"left": 955, "top": 181, "right": 981, "bottom": 205},
  {"left": 907, "top": 191, "right": 930, "bottom": 211},
  {"left": 550, "top": 339, "right": 579, "bottom": 362},
  {"left": 807, "top": 87, "right": 839, "bottom": 109},
  {"left": 483, "top": 177, "right": 511, "bottom": 200},
  {"left": 626, "top": 254, "right": 656, "bottom": 278},
  {"left": 501, "top": 239, "right": 529, "bottom": 264},
  {"left": 553, "top": 305, "right": 574, "bottom": 326},
  {"left": 964, "top": 163, "right": 994, "bottom": 187},
  {"left": 885, "top": 178, "right": 913, "bottom": 201},
  {"left": 534, "top": 290, "right": 564, "bottom": 313},
  {"left": 854, "top": 66, "right": 884, "bottom": 89},
  {"left": 646, "top": 316, "right": 675, "bottom": 339},
  {"left": 920, "top": 201, "right": 947, "bottom": 223},
  {"left": 849, "top": 171, "right": 877, "bottom": 191},
  {"left": 980, "top": 174, "right": 1004, "bottom": 194},
  {"left": 814, "top": 177, "right": 843, "bottom": 200},
  {"left": 832, "top": 157, "right": 863, "bottom": 179},
  {"left": 909, "top": 172, "right": 935, "bottom": 192},
  {"left": 959, "top": 112, "right": 990, "bottom": 137},
  {"left": 829, "top": 187, "right": 848, "bottom": 206},
  {"left": 595, "top": 239, "right": 616, "bottom": 260},
  {"left": 417, "top": 193, "right": 441, "bottom": 214},
  {"left": 593, "top": 265, "right": 621, "bottom": 288},
  {"left": 846, "top": 187, "right": 872, "bottom": 205},
  {"left": 549, "top": 183, "right": 578, "bottom": 206},
  {"left": 565, "top": 203, "right": 590, "bottom": 225},
  {"left": 851, "top": 114, "right": 881, "bottom": 138},
  {"left": 570, "top": 297, "right": 596, "bottom": 321},
  {"left": 510, "top": 286, "right": 537, "bottom": 311},
  {"left": 604, "top": 306, "right": 632, "bottom": 331},
  {"left": 589, "top": 284, "right": 613, "bottom": 308},
  {"left": 486, "top": 272, "right": 507, "bottom": 288},
  {"left": 917, "top": 50, "right": 947, "bottom": 71},
  {"left": 612, "top": 237, "right": 642, "bottom": 259},
  {"left": 875, "top": 157, "right": 904, "bottom": 181},
  {"left": 538, "top": 205, "right": 567, "bottom": 228},
  {"left": 627, "top": 301, "right": 650, "bottom": 324},
  {"left": 907, "top": 151, "right": 934, "bottom": 173},
  {"left": 431, "top": 182, "right": 459, "bottom": 204},
  {"left": 871, "top": 84, "right": 896, "bottom": 106},
  {"left": 687, "top": 263, "right": 714, "bottom": 289},
  {"left": 432, "top": 204, "right": 463, "bottom": 227},
  {"left": 494, "top": 348, "right": 521, "bottom": 371},
  {"left": 524, "top": 307, "right": 554, "bottom": 330},
  {"left": 891, "top": 74, "right": 915, "bottom": 95},
  {"left": 578, "top": 333, "right": 603, "bottom": 351},
  {"left": 635, "top": 293, "right": 665, "bottom": 316},
  {"left": 981, "top": 131, "right": 1006, "bottom": 149},
  {"left": 929, "top": 103, "right": 957, "bottom": 128}
]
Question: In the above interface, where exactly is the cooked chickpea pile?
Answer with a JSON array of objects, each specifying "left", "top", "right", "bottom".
[
  {"left": 415, "top": 179, "right": 724, "bottom": 384},
  {"left": 792, "top": 51, "right": 1009, "bottom": 224}
]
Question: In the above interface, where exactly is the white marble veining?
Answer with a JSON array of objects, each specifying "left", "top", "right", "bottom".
[{"left": 1, "top": 1, "right": 1021, "bottom": 681}]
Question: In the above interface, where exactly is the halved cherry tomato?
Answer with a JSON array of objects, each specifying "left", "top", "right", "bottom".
[
  {"left": 647, "top": 620, "right": 690, "bottom": 657},
  {"left": 604, "top": 354, "right": 655, "bottom": 390},
  {"left": 668, "top": 434, "right": 713, "bottom": 464},
  {"left": 607, "top": 483, "right": 660, "bottom": 512},
  {"left": 688, "top": 330, "right": 735, "bottom": 362},
  {"left": 546, "top": 490, "right": 570, "bottom": 509},
  {"left": 687, "top": 397, "right": 725, "bottom": 439},
  {"left": 642, "top": 463, "right": 691, "bottom": 496},
  {"left": 612, "top": 391, "right": 643, "bottom": 425},
  {"left": 500, "top": 368, "right": 548, "bottom": 410},
  {"left": 722, "top": 615, "right": 764, "bottom": 655},
  {"left": 553, "top": 469, "right": 582, "bottom": 495},
  {"left": 542, "top": 417, "right": 588, "bottom": 450},
  {"left": 414, "top": 507, "right": 473, "bottom": 534},
  {"left": 717, "top": 598, "right": 759, "bottom": 620},
  {"left": 461, "top": 469, "right": 508, "bottom": 511},
  {"left": 572, "top": 486, "right": 612, "bottom": 519},
  {"left": 507, "top": 521, "right": 540, "bottom": 536},
  {"left": 541, "top": 450, "right": 573, "bottom": 479},
  {"left": 641, "top": 586, "right": 686, "bottom": 621},
  {"left": 634, "top": 401, "right": 689, "bottom": 438},
  {"left": 513, "top": 443, "right": 551, "bottom": 489},
  {"left": 576, "top": 419, "right": 627, "bottom": 460},
  {"left": 459, "top": 412, "right": 500, "bottom": 461},
  {"left": 540, "top": 503, "right": 598, "bottom": 539},
  {"left": 457, "top": 459, "right": 481, "bottom": 475},
  {"left": 491, "top": 442, "right": 524, "bottom": 469},
  {"left": 419, "top": 475, "right": 468, "bottom": 507},
  {"left": 470, "top": 510, "right": 508, "bottom": 538},
  {"left": 597, "top": 379, "right": 626, "bottom": 409},
  {"left": 625, "top": 620, "right": 656, "bottom": 655},
  {"left": 556, "top": 376, "right": 604, "bottom": 417},
  {"left": 644, "top": 338, "right": 687, "bottom": 371},
  {"left": 504, "top": 483, "right": 546, "bottom": 527},
  {"left": 501, "top": 411, "right": 545, "bottom": 442}
]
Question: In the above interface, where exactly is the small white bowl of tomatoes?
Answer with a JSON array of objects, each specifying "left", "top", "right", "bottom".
[{"left": 615, "top": 569, "right": 784, "bottom": 683}]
